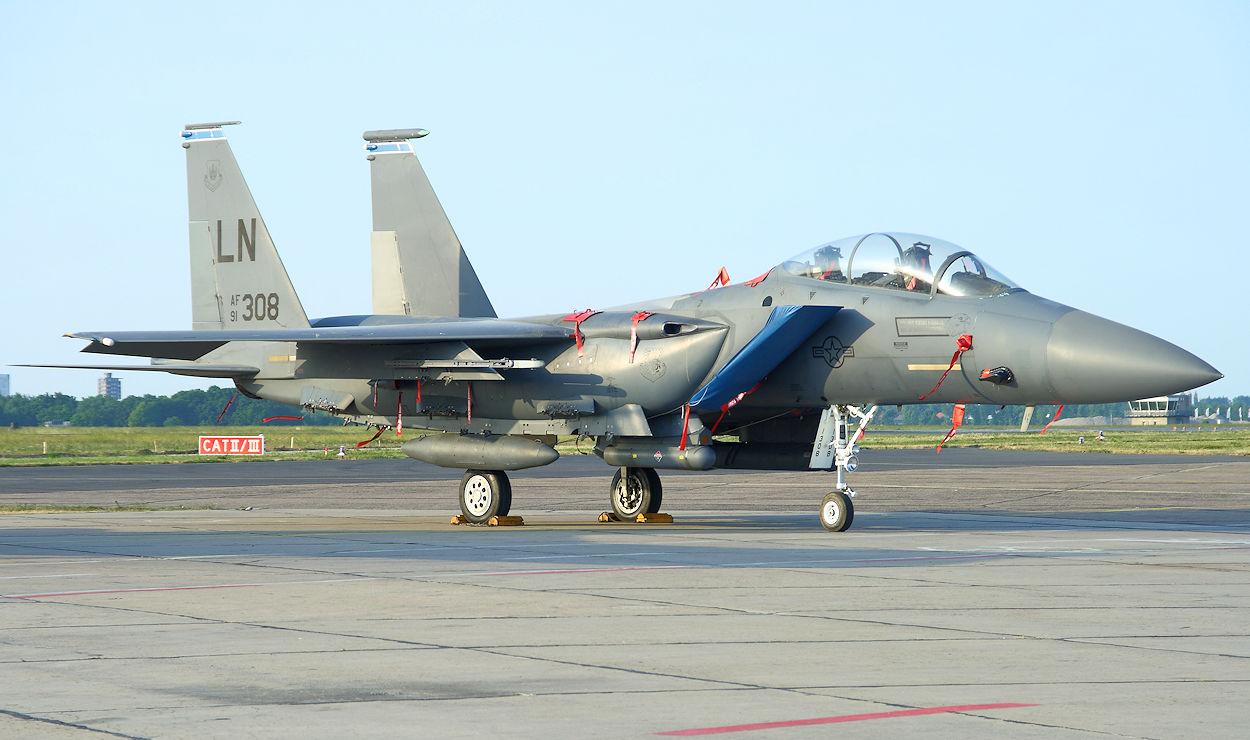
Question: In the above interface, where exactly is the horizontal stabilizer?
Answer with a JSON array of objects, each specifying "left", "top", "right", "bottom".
[
  {"left": 689, "top": 305, "right": 841, "bottom": 411},
  {"left": 17, "top": 363, "right": 259, "bottom": 378},
  {"left": 68, "top": 320, "right": 572, "bottom": 359}
]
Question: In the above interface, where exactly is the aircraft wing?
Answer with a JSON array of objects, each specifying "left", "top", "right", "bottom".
[
  {"left": 15, "top": 363, "right": 261, "bottom": 378},
  {"left": 67, "top": 320, "right": 573, "bottom": 360}
]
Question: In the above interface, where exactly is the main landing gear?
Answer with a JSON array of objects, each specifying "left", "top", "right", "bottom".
[
  {"left": 459, "top": 470, "right": 512, "bottom": 523},
  {"left": 810, "top": 404, "right": 877, "bottom": 532},
  {"left": 610, "top": 467, "right": 663, "bottom": 520},
  {"left": 453, "top": 405, "right": 876, "bottom": 530},
  {"left": 457, "top": 466, "right": 663, "bottom": 524}
]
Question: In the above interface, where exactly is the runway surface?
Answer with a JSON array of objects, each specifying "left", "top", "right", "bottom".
[
  {"left": 2, "top": 451, "right": 1248, "bottom": 738},
  {"left": 3, "top": 448, "right": 1242, "bottom": 493}
]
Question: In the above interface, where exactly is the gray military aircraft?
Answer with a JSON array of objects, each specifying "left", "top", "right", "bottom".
[{"left": 34, "top": 122, "right": 1222, "bottom": 531}]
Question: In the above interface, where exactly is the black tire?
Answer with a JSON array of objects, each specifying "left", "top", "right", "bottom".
[
  {"left": 610, "top": 467, "right": 657, "bottom": 520},
  {"left": 460, "top": 470, "right": 512, "bottom": 523},
  {"left": 642, "top": 468, "right": 663, "bottom": 513},
  {"left": 494, "top": 472, "right": 512, "bottom": 517},
  {"left": 819, "top": 491, "right": 854, "bottom": 532}
]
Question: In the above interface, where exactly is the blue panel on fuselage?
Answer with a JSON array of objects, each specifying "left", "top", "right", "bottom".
[{"left": 689, "top": 305, "right": 841, "bottom": 411}]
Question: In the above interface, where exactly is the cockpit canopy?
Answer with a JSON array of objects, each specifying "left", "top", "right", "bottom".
[{"left": 779, "top": 232, "right": 1021, "bottom": 298}]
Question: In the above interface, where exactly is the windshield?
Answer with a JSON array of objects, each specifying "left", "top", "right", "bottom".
[{"left": 779, "top": 232, "right": 1021, "bottom": 298}]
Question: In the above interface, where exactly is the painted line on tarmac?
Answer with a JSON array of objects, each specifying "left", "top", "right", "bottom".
[
  {"left": 161, "top": 553, "right": 288, "bottom": 560},
  {"left": 473, "top": 552, "right": 1025, "bottom": 577},
  {"left": 0, "top": 573, "right": 96, "bottom": 580},
  {"left": 503, "top": 551, "right": 684, "bottom": 561},
  {"left": 3, "top": 577, "right": 371, "bottom": 599},
  {"left": 0, "top": 559, "right": 113, "bottom": 568},
  {"left": 655, "top": 703, "right": 1039, "bottom": 735},
  {"left": 478, "top": 565, "right": 692, "bottom": 576},
  {"left": 855, "top": 553, "right": 1028, "bottom": 564}
]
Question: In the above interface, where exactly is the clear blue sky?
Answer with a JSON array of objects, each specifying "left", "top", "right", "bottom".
[{"left": 2, "top": 1, "right": 1246, "bottom": 400}]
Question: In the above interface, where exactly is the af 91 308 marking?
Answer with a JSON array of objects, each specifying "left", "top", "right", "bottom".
[{"left": 228, "top": 292, "right": 280, "bottom": 322}]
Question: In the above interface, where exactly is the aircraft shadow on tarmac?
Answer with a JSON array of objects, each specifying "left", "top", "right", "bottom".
[
  {"left": 2, "top": 507, "right": 1245, "bottom": 575},
  {"left": 0, "top": 529, "right": 1084, "bottom": 572}
]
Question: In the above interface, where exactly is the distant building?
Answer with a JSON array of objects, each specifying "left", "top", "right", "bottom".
[
  {"left": 1127, "top": 393, "right": 1193, "bottom": 426},
  {"left": 98, "top": 372, "right": 122, "bottom": 400},
  {"left": 0, "top": 373, "right": 9, "bottom": 397}
]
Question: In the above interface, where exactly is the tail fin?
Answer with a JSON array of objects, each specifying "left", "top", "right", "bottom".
[
  {"left": 183, "top": 122, "right": 311, "bottom": 330},
  {"left": 363, "top": 129, "right": 496, "bottom": 318}
]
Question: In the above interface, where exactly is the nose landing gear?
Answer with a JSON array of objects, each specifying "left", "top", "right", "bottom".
[{"left": 810, "top": 404, "right": 877, "bottom": 532}]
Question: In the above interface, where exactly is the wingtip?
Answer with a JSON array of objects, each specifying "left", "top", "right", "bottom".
[{"left": 65, "top": 333, "right": 116, "bottom": 346}]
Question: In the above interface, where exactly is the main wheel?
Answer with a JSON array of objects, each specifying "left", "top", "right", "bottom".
[
  {"left": 610, "top": 467, "right": 659, "bottom": 520},
  {"left": 460, "top": 470, "right": 512, "bottom": 523},
  {"left": 819, "top": 491, "right": 854, "bottom": 532}
]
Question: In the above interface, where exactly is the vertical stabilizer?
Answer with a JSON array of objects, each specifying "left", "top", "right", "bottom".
[
  {"left": 183, "top": 122, "right": 311, "bottom": 330},
  {"left": 364, "top": 129, "right": 496, "bottom": 318}
]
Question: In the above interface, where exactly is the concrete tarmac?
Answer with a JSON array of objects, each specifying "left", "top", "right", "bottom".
[{"left": 2, "top": 452, "right": 1249, "bottom": 738}]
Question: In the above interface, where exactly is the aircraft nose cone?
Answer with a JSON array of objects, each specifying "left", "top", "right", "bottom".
[{"left": 1046, "top": 311, "right": 1222, "bottom": 403}]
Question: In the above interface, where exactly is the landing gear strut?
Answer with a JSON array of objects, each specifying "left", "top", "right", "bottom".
[
  {"left": 610, "top": 467, "right": 663, "bottom": 520},
  {"left": 810, "top": 404, "right": 877, "bottom": 532},
  {"left": 459, "top": 470, "right": 512, "bottom": 523}
]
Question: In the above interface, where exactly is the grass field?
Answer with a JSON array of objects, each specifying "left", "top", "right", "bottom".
[
  {"left": 866, "top": 428, "right": 1250, "bottom": 455},
  {"left": 1, "top": 424, "right": 1246, "bottom": 466},
  {"left": 0, "top": 426, "right": 410, "bottom": 465}
]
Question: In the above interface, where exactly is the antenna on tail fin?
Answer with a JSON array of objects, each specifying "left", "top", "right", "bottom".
[
  {"left": 183, "top": 121, "right": 311, "bottom": 331},
  {"left": 364, "top": 129, "right": 496, "bottom": 318}
]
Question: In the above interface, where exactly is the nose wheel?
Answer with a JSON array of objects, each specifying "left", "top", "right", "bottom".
[{"left": 819, "top": 491, "right": 854, "bottom": 532}]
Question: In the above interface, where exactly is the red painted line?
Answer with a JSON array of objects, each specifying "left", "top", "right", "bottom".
[
  {"left": 6, "top": 583, "right": 264, "bottom": 599},
  {"left": 656, "top": 703, "right": 1038, "bottom": 736}
]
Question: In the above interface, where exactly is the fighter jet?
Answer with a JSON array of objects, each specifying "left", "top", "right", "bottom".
[{"left": 34, "top": 122, "right": 1222, "bottom": 531}]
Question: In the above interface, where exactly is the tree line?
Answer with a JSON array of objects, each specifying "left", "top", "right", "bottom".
[
  {"left": 0, "top": 386, "right": 339, "bottom": 427},
  {"left": 1, "top": 387, "right": 1245, "bottom": 429},
  {"left": 889, "top": 400, "right": 1248, "bottom": 427}
]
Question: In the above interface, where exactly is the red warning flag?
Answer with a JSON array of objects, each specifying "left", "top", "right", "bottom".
[
  {"left": 918, "top": 334, "right": 973, "bottom": 401},
  {"left": 215, "top": 392, "right": 237, "bottom": 424},
  {"left": 562, "top": 309, "right": 598, "bottom": 357},
  {"left": 628, "top": 311, "right": 655, "bottom": 363},
  {"left": 744, "top": 270, "right": 771, "bottom": 287},
  {"left": 709, "top": 382, "right": 762, "bottom": 434},
  {"left": 678, "top": 404, "right": 692, "bottom": 450},
  {"left": 355, "top": 428, "right": 385, "bottom": 449},
  {"left": 1040, "top": 404, "right": 1064, "bottom": 434},
  {"left": 937, "top": 403, "right": 966, "bottom": 452}
]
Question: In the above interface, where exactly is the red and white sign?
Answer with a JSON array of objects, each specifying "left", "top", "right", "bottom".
[{"left": 198, "top": 435, "right": 265, "bottom": 456}]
